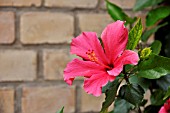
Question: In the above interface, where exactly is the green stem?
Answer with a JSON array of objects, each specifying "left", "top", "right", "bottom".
[
  {"left": 123, "top": 67, "right": 130, "bottom": 84},
  {"left": 100, "top": 108, "right": 108, "bottom": 113},
  {"left": 138, "top": 107, "right": 142, "bottom": 113}
]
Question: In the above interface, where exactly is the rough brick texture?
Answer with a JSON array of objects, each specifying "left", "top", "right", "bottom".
[
  {"left": 0, "top": 50, "right": 37, "bottom": 81},
  {"left": 78, "top": 13, "right": 113, "bottom": 35},
  {"left": 81, "top": 88, "right": 105, "bottom": 112},
  {"left": 0, "top": 0, "right": 41, "bottom": 6},
  {"left": 45, "top": 0, "right": 98, "bottom": 8},
  {"left": 20, "top": 12, "right": 74, "bottom": 44},
  {"left": 0, "top": 12, "right": 15, "bottom": 44},
  {"left": 0, "top": 88, "right": 14, "bottom": 113},
  {"left": 43, "top": 48, "right": 72, "bottom": 80},
  {"left": 22, "top": 85, "right": 75, "bottom": 113},
  {"left": 101, "top": 0, "right": 136, "bottom": 9}
]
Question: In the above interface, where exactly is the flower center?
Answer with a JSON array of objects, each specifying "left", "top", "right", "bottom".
[
  {"left": 86, "top": 50, "right": 112, "bottom": 70},
  {"left": 86, "top": 50, "right": 98, "bottom": 62}
]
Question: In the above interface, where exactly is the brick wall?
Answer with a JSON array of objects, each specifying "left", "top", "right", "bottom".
[{"left": 0, "top": 0, "right": 145, "bottom": 113}]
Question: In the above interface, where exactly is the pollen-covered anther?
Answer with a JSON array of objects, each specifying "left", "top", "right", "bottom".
[{"left": 86, "top": 50, "right": 98, "bottom": 62}]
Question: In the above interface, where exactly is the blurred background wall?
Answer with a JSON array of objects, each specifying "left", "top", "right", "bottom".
[{"left": 0, "top": 0, "right": 146, "bottom": 113}]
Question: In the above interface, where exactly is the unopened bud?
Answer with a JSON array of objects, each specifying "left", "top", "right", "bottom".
[{"left": 140, "top": 47, "right": 152, "bottom": 59}]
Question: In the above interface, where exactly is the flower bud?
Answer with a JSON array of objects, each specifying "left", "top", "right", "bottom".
[{"left": 140, "top": 47, "right": 152, "bottom": 59}]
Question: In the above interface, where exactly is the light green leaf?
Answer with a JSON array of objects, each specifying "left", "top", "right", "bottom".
[
  {"left": 119, "top": 84, "right": 145, "bottom": 106},
  {"left": 141, "top": 23, "right": 168, "bottom": 42},
  {"left": 100, "top": 79, "right": 121, "bottom": 113},
  {"left": 106, "top": 0, "right": 136, "bottom": 25},
  {"left": 126, "top": 18, "right": 143, "bottom": 50},
  {"left": 146, "top": 6, "right": 170, "bottom": 27},
  {"left": 137, "top": 54, "right": 170, "bottom": 79},
  {"left": 150, "top": 40, "right": 162, "bottom": 55},
  {"left": 56, "top": 107, "right": 64, "bottom": 113},
  {"left": 133, "top": 0, "right": 164, "bottom": 11},
  {"left": 163, "top": 87, "right": 170, "bottom": 100}
]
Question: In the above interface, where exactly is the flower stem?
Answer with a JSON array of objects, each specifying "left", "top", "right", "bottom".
[
  {"left": 123, "top": 67, "right": 130, "bottom": 84},
  {"left": 138, "top": 107, "right": 142, "bottom": 113},
  {"left": 100, "top": 108, "right": 108, "bottom": 113}
]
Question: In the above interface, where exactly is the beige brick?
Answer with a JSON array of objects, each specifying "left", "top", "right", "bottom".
[
  {"left": 0, "top": 88, "right": 14, "bottom": 113},
  {"left": 22, "top": 85, "right": 75, "bottom": 113},
  {"left": 78, "top": 13, "right": 113, "bottom": 36},
  {"left": 0, "top": 50, "right": 37, "bottom": 81},
  {"left": 0, "top": 12, "right": 15, "bottom": 44},
  {"left": 20, "top": 12, "right": 74, "bottom": 44},
  {"left": 43, "top": 48, "right": 73, "bottom": 80},
  {"left": 125, "top": 11, "right": 147, "bottom": 29},
  {"left": 80, "top": 88, "right": 105, "bottom": 112},
  {"left": 45, "top": 0, "right": 98, "bottom": 8},
  {"left": 101, "top": 0, "right": 136, "bottom": 9},
  {"left": 0, "top": 0, "right": 41, "bottom": 6}
]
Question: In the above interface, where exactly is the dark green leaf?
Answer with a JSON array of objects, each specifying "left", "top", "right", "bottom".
[
  {"left": 163, "top": 86, "right": 170, "bottom": 100},
  {"left": 150, "top": 89, "right": 166, "bottom": 106},
  {"left": 113, "top": 98, "right": 133, "bottom": 113},
  {"left": 56, "top": 107, "right": 64, "bottom": 113},
  {"left": 142, "top": 23, "right": 168, "bottom": 42},
  {"left": 146, "top": 6, "right": 170, "bottom": 27},
  {"left": 150, "top": 40, "right": 162, "bottom": 55},
  {"left": 144, "top": 105, "right": 161, "bottom": 113},
  {"left": 140, "top": 99, "right": 148, "bottom": 106},
  {"left": 119, "top": 84, "right": 145, "bottom": 106},
  {"left": 102, "top": 81, "right": 113, "bottom": 93},
  {"left": 102, "top": 75, "right": 123, "bottom": 93},
  {"left": 137, "top": 54, "right": 170, "bottom": 79},
  {"left": 164, "top": 33, "right": 170, "bottom": 57},
  {"left": 126, "top": 18, "right": 143, "bottom": 50},
  {"left": 156, "top": 74, "right": 170, "bottom": 91},
  {"left": 133, "top": 0, "right": 164, "bottom": 11},
  {"left": 100, "top": 79, "right": 121, "bottom": 113},
  {"left": 106, "top": 0, "right": 136, "bottom": 24},
  {"left": 129, "top": 75, "right": 150, "bottom": 91}
]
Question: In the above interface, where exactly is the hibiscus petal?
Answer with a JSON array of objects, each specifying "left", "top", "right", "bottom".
[
  {"left": 159, "top": 106, "right": 167, "bottom": 113},
  {"left": 71, "top": 32, "right": 108, "bottom": 65},
  {"left": 84, "top": 72, "right": 116, "bottom": 96},
  {"left": 101, "top": 20, "right": 128, "bottom": 63},
  {"left": 64, "top": 58, "right": 104, "bottom": 85},
  {"left": 108, "top": 50, "right": 139, "bottom": 76}
]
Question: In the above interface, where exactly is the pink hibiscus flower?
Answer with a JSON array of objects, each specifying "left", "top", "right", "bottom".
[
  {"left": 64, "top": 20, "right": 139, "bottom": 96},
  {"left": 159, "top": 99, "right": 170, "bottom": 113}
]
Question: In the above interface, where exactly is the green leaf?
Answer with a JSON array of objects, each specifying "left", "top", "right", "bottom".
[
  {"left": 150, "top": 89, "right": 166, "bottom": 106},
  {"left": 129, "top": 75, "right": 150, "bottom": 91},
  {"left": 106, "top": 0, "right": 136, "bottom": 24},
  {"left": 56, "top": 107, "right": 64, "bottom": 113},
  {"left": 146, "top": 6, "right": 170, "bottom": 27},
  {"left": 126, "top": 18, "right": 143, "bottom": 50},
  {"left": 119, "top": 84, "right": 145, "bottom": 106},
  {"left": 133, "top": 0, "right": 164, "bottom": 11},
  {"left": 137, "top": 54, "right": 170, "bottom": 79},
  {"left": 113, "top": 98, "right": 133, "bottom": 113},
  {"left": 100, "top": 79, "right": 121, "bottom": 113},
  {"left": 163, "top": 86, "right": 170, "bottom": 100},
  {"left": 150, "top": 40, "right": 162, "bottom": 55},
  {"left": 156, "top": 74, "right": 170, "bottom": 91},
  {"left": 141, "top": 23, "right": 168, "bottom": 42}
]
